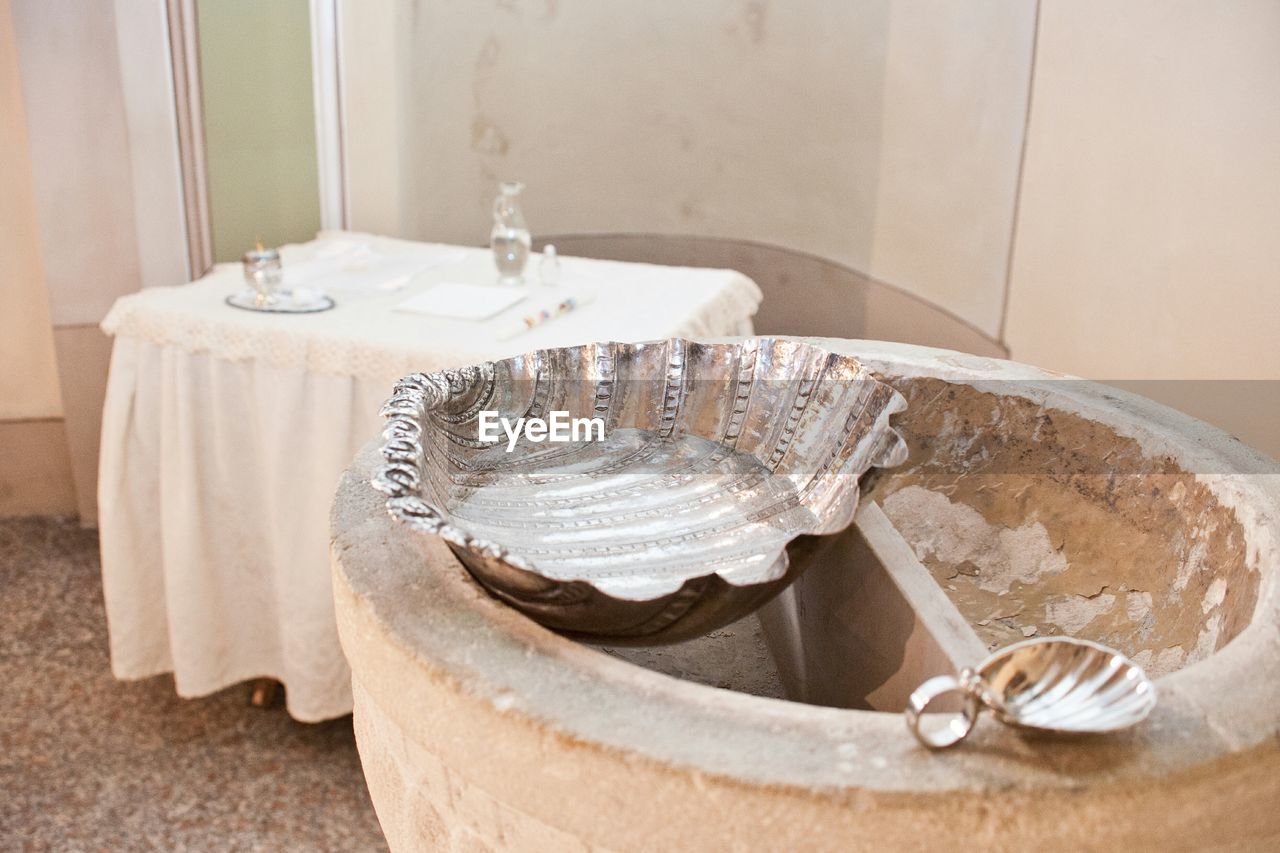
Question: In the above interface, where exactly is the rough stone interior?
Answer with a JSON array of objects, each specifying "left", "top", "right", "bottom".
[
  {"left": 866, "top": 377, "right": 1258, "bottom": 677},
  {"left": 598, "top": 614, "right": 786, "bottom": 699}
]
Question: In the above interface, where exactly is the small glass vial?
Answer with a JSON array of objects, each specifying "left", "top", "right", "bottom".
[
  {"left": 539, "top": 244, "right": 560, "bottom": 287},
  {"left": 242, "top": 245, "right": 283, "bottom": 307}
]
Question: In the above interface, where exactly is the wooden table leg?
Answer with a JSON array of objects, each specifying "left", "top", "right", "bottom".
[{"left": 248, "top": 677, "right": 282, "bottom": 708}]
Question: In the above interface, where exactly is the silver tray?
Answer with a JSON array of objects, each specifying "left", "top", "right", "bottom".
[
  {"left": 372, "top": 338, "right": 907, "bottom": 643},
  {"left": 225, "top": 289, "right": 335, "bottom": 313}
]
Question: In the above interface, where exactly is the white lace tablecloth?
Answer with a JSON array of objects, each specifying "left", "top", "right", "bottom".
[{"left": 98, "top": 232, "right": 760, "bottom": 721}]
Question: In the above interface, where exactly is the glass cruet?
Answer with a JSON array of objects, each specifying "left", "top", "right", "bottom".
[{"left": 490, "top": 181, "right": 531, "bottom": 285}]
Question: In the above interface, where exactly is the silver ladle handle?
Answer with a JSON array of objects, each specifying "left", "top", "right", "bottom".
[{"left": 904, "top": 667, "right": 984, "bottom": 749}]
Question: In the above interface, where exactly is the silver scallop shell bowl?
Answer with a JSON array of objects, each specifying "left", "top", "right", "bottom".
[
  {"left": 906, "top": 637, "right": 1158, "bottom": 749},
  {"left": 372, "top": 337, "right": 908, "bottom": 644}
]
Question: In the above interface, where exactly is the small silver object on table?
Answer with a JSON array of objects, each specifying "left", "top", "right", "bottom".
[
  {"left": 226, "top": 243, "right": 335, "bottom": 314},
  {"left": 371, "top": 337, "right": 908, "bottom": 644},
  {"left": 905, "top": 636, "right": 1157, "bottom": 749}
]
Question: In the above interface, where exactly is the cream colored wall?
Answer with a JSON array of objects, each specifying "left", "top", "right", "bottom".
[
  {"left": 11, "top": 0, "right": 177, "bottom": 519},
  {"left": 1005, "top": 0, "right": 1280, "bottom": 382},
  {"left": 0, "top": 0, "right": 76, "bottom": 515},
  {"left": 1003, "top": 0, "right": 1280, "bottom": 458},
  {"left": 867, "top": 1, "right": 1036, "bottom": 336},
  {"left": 0, "top": 0, "right": 61, "bottom": 421},
  {"left": 11, "top": 0, "right": 144, "bottom": 327},
  {"left": 343, "top": 0, "right": 1036, "bottom": 338},
  {"left": 10, "top": 0, "right": 326, "bottom": 520},
  {"left": 343, "top": 2, "right": 1279, "bottom": 457}
]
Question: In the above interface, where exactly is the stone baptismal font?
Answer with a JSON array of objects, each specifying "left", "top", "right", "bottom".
[{"left": 331, "top": 337, "right": 1280, "bottom": 851}]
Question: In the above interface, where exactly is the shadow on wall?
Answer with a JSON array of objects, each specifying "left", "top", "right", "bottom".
[{"left": 534, "top": 233, "right": 1007, "bottom": 358}]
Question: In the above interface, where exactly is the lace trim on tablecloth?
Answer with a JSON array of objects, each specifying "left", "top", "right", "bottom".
[
  {"left": 101, "top": 273, "right": 762, "bottom": 382},
  {"left": 101, "top": 298, "right": 444, "bottom": 382},
  {"left": 670, "top": 278, "right": 764, "bottom": 339}
]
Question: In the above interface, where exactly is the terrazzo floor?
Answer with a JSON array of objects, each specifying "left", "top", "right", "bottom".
[{"left": 0, "top": 517, "right": 387, "bottom": 851}]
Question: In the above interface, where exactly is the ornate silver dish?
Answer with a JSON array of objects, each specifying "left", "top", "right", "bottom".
[
  {"left": 372, "top": 338, "right": 907, "bottom": 643},
  {"left": 905, "top": 636, "right": 1158, "bottom": 749}
]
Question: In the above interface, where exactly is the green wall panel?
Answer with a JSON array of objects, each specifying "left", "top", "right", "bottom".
[{"left": 197, "top": 0, "right": 320, "bottom": 262}]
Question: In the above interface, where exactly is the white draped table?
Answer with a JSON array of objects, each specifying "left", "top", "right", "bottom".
[{"left": 98, "top": 232, "right": 761, "bottom": 721}]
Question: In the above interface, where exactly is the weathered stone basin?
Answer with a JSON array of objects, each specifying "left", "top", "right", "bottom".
[
  {"left": 865, "top": 371, "right": 1259, "bottom": 676},
  {"left": 332, "top": 338, "right": 1280, "bottom": 850}
]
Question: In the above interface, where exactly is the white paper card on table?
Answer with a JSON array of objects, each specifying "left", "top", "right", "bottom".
[
  {"left": 394, "top": 283, "right": 528, "bottom": 321},
  {"left": 285, "top": 240, "right": 468, "bottom": 294}
]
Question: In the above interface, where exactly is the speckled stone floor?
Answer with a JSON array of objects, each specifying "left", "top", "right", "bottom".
[{"left": 0, "top": 517, "right": 387, "bottom": 851}]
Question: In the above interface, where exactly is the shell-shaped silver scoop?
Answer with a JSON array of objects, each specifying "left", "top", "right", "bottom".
[{"left": 906, "top": 636, "right": 1157, "bottom": 749}]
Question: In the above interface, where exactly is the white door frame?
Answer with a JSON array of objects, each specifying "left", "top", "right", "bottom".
[
  {"left": 310, "top": 0, "right": 348, "bottom": 232},
  {"left": 163, "top": 0, "right": 214, "bottom": 278}
]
